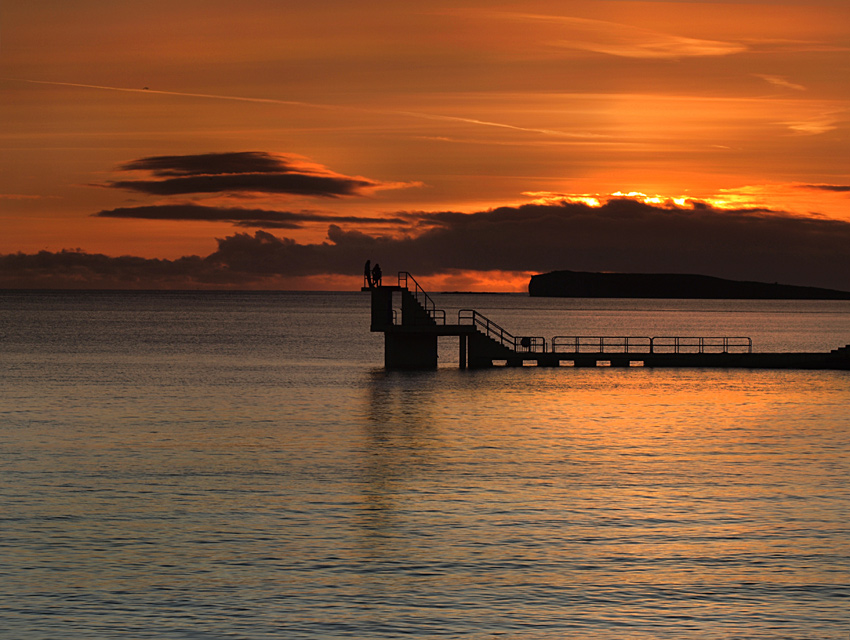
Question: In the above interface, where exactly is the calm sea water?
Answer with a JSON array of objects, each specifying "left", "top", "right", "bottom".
[{"left": 1, "top": 291, "right": 849, "bottom": 639}]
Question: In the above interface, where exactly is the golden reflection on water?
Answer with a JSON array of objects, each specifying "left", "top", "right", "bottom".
[{"left": 357, "top": 368, "right": 849, "bottom": 595}]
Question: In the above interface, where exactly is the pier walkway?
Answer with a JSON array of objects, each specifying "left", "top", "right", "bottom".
[{"left": 366, "top": 272, "right": 850, "bottom": 370}]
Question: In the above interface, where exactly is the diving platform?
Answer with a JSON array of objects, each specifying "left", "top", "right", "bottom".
[{"left": 366, "top": 272, "right": 850, "bottom": 371}]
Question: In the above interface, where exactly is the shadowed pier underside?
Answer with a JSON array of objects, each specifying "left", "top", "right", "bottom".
[{"left": 367, "top": 273, "right": 850, "bottom": 371}]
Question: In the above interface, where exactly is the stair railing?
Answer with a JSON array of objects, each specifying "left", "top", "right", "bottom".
[
  {"left": 459, "top": 309, "right": 546, "bottom": 353},
  {"left": 398, "top": 272, "right": 446, "bottom": 324}
]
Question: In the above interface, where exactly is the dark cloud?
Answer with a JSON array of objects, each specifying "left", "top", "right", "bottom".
[
  {"left": 103, "top": 151, "right": 408, "bottom": 197},
  {"left": 4, "top": 200, "right": 850, "bottom": 290},
  {"left": 0, "top": 249, "right": 234, "bottom": 288},
  {"left": 93, "top": 204, "right": 405, "bottom": 229},
  {"left": 107, "top": 173, "right": 379, "bottom": 197},
  {"left": 800, "top": 184, "right": 850, "bottom": 193},
  {"left": 118, "top": 152, "right": 290, "bottom": 177},
  {"left": 205, "top": 200, "right": 850, "bottom": 290}
]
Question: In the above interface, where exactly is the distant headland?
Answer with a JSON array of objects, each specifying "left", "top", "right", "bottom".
[{"left": 528, "top": 271, "right": 850, "bottom": 300}]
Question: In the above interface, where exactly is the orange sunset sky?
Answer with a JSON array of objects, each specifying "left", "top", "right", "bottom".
[{"left": 1, "top": 0, "right": 848, "bottom": 291}]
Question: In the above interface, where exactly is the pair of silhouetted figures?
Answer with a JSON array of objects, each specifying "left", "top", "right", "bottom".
[{"left": 364, "top": 260, "right": 382, "bottom": 288}]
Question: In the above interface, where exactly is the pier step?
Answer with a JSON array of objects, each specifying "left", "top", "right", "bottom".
[
  {"left": 401, "top": 288, "right": 437, "bottom": 326},
  {"left": 468, "top": 327, "right": 516, "bottom": 364}
]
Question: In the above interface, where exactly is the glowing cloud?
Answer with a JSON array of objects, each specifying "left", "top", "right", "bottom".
[
  {"left": 755, "top": 74, "right": 807, "bottom": 91},
  {"left": 782, "top": 115, "right": 840, "bottom": 135},
  {"left": 487, "top": 13, "right": 747, "bottom": 59}
]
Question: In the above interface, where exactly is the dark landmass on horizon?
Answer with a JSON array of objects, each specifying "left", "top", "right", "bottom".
[{"left": 529, "top": 271, "right": 850, "bottom": 300}]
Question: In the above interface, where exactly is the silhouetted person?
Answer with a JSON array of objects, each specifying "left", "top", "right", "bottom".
[
  {"left": 364, "top": 260, "right": 373, "bottom": 288},
  {"left": 372, "top": 263, "right": 382, "bottom": 287}
]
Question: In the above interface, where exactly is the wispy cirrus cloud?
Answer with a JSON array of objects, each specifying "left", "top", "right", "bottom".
[
  {"left": 484, "top": 12, "right": 746, "bottom": 59},
  {"left": 782, "top": 114, "right": 841, "bottom": 135},
  {"left": 743, "top": 39, "right": 850, "bottom": 55},
  {"left": 0, "top": 193, "right": 54, "bottom": 200},
  {"left": 755, "top": 74, "right": 807, "bottom": 91}
]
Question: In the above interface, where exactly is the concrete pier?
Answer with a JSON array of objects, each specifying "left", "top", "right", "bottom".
[{"left": 367, "top": 272, "right": 850, "bottom": 371}]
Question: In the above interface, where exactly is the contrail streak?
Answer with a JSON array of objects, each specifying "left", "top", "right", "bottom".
[
  {"left": 10, "top": 78, "right": 320, "bottom": 107},
  {"left": 6, "top": 78, "right": 590, "bottom": 139}
]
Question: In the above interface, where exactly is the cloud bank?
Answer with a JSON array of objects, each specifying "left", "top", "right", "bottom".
[{"left": 3, "top": 200, "right": 850, "bottom": 291}]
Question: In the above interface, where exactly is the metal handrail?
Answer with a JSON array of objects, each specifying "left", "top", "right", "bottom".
[
  {"left": 398, "top": 271, "right": 446, "bottom": 325},
  {"left": 459, "top": 309, "right": 546, "bottom": 353},
  {"left": 552, "top": 336, "right": 652, "bottom": 354},
  {"left": 650, "top": 336, "right": 752, "bottom": 354},
  {"left": 552, "top": 336, "right": 752, "bottom": 354}
]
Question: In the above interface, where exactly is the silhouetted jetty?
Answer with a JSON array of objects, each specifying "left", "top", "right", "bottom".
[{"left": 366, "top": 272, "right": 850, "bottom": 370}]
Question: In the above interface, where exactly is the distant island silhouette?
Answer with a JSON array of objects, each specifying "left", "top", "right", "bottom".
[{"left": 528, "top": 271, "right": 850, "bottom": 300}]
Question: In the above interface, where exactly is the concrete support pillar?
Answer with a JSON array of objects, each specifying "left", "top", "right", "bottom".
[
  {"left": 385, "top": 332, "right": 438, "bottom": 369},
  {"left": 459, "top": 334, "right": 467, "bottom": 369},
  {"left": 370, "top": 287, "right": 394, "bottom": 330}
]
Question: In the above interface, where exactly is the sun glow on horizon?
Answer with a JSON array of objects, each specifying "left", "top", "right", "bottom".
[
  {"left": 521, "top": 185, "right": 849, "bottom": 219},
  {"left": 523, "top": 190, "right": 729, "bottom": 209}
]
